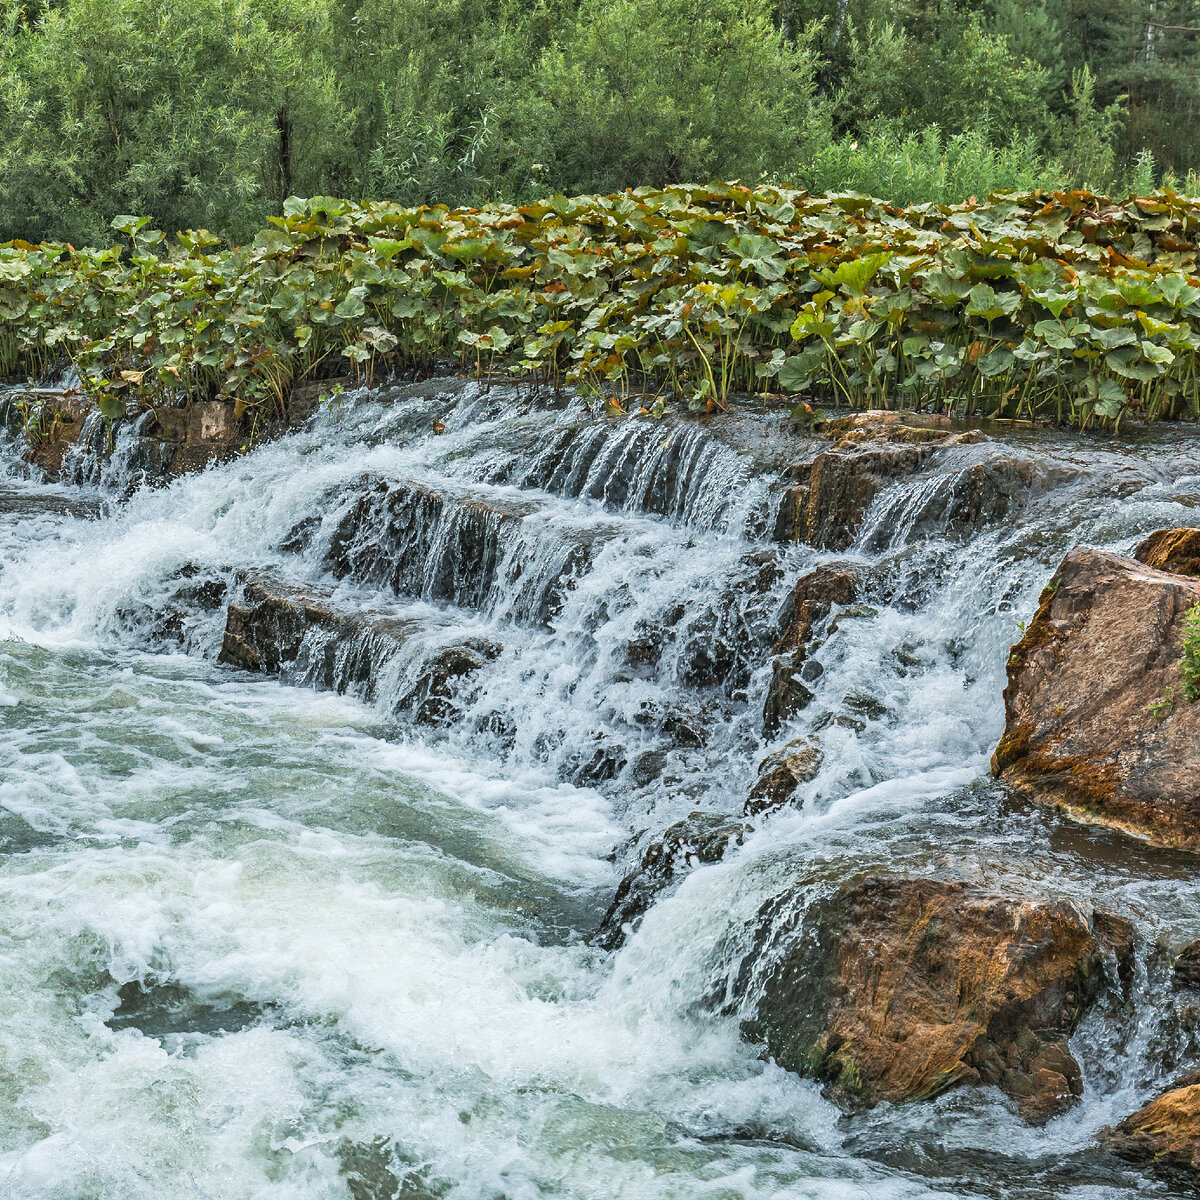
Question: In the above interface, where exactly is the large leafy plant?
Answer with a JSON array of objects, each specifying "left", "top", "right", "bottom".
[{"left": 5, "top": 183, "right": 1200, "bottom": 430}]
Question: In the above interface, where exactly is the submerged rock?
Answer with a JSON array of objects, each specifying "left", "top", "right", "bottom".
[
  {"left": 1101, "top": 1072, "right": 1200, "bottom": 1185},
  {"left": 594, "top": 812, "right": 748, "bottom": 951},
  {"left": 1134, "top": 527, "right": 1200, "bottom": 578},
  {"left": 763, "top": 565, "right": 859, "bottom": 736},
  {"left": 744, "top": 737, "right": 823, "bottom": 815},
  {"left": 992, "top": 546, "right": 1200, "bottom": 851},
  {"left": 742, "top": 876, "right": 1132, "bottom": 1122}
]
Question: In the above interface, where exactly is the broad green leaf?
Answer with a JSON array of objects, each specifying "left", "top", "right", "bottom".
[{"left": 977, "top": 347, "right": 1014, "bottom": 377}]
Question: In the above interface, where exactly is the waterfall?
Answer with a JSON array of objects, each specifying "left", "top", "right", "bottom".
[{"left": 2, "top": 378, "right": 1200, "bottom": 1199}]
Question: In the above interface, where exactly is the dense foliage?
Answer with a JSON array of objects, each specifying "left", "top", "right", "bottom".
[
  {"left": 5, "top": 186, "right": 1200, "bottom": 430},
  {"left": 2, "top": 0, "right": 1198, "bottom": 245}
]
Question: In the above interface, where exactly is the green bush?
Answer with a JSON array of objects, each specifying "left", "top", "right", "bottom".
[{"left": 494, "top": 0, "right": 819, "bottom": 197}]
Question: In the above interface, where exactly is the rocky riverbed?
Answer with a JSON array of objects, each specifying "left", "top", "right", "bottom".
[{"left": 2, "top": 377, "right": 1200, "bottom": 1199}]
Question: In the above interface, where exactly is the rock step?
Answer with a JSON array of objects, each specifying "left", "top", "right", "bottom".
[
  {"left": 218, "top": 573, "right": 499, "bottom": 726},
  {"left": 284, "top": 472, "right": 621, "bottom": 628},
  {"left": 771, "top": 423, "right": 1036, "bottom": 551},
  {"left": 507, "top": 417, "right": 754, "bottom": 531}
]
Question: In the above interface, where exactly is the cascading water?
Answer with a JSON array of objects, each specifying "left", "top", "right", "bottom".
[{"left": 2, "top": 375, "right": 1200, "bottom": 1199}]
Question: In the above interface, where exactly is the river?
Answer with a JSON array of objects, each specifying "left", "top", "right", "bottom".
[{"left": 1, "top": 379, "right": 1199, "bottom": 1198}]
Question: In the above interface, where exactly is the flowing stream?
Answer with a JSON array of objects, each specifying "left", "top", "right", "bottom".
[{"left": 2, "top": 378, "right": 1200, "bottom": 1199}]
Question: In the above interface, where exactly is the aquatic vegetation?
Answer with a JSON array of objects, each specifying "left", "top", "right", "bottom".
[
  {"left": 1181, "top": 601, "right": 1200, "bottom": 703},
  {"left": 6, "top": 185, "right": 1200, "bottom": 428}
]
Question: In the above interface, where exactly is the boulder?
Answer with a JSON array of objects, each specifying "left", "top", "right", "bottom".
[
  {"left": 742, "top": 876, "right": 1133, "bottom": 1122},
  {"left": 744, "top": 737, "right": 823, "bottom": 815},
  {"left": 992, "top": 547, "right": 1200, "bottom": 850},
  {"left": 594, "top": 812, "right": 748, "bottom": 951},
  {"left": 763, "top": 565, "right": 859, "bottom": 736},
  {"left": 1101, "top": 1072, "right": 1200, "bottom": 1185},
  {"left": 1134, "top": 527, "right": 1200, "bottom": 578}
]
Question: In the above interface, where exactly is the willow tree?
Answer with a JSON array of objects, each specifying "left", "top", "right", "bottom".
[{"left": 0, "top": 0, "right": 350, "bottom": 245}]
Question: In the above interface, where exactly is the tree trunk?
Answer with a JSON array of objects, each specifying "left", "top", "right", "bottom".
[
  {"left": 276, "top": 107, "right": 294, "bottom": 201},
  {"left": 818, "top": 0, "right": 852, "bottom": 94}
]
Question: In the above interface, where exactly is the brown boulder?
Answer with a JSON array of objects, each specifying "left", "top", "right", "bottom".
[
  {"left": 1135, "top": 527, "right": 1200, "bottom": 578},
  {"left": 1101, "top": 1072, "right": 1200, "bottom": 1184},
  {"left": 744, "top": 737, "right": 823, "bottom": 815},
  {"left": 992, "top": 547, "right": 1200, "bottom": 850},
  {"left": 743, "top": 876, "right": 1133, "bottom": 1122},
  {"left": 763, "top": 565, "right": 859, "bottom": 735}
]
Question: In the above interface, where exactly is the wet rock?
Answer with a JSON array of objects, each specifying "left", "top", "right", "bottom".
[
  {"left": 594, "top": 812, "right": 749, "bottom": 951},
  {"left": 1175, "top": 941, "right": 1200, "bottom": 985},
  {"left": 763, "top": 565, "right": 859, "bottom": 736},
  {"left": 219, "top": 575, "right": 496, "bottom": 718},
  {"left": 862, "top": 453, "right": 1037, "bottom": 548},
  {"left": 286, "top": 375, "right": 356, "bottom": 428},
  {"left": 742, "top": 876, "right": 1133, "bottom": 1122},
  {"left": 339, "top": 1135, "right": 447, "bottom": 1200},
  {"left": 108, "top": 980, "right": 273, "bottom": 1038},
  {"left": 323, "top": 474, "right": 554, "bottom": 615},
  {"left": 772, "top": 416, "right": 1018, "bottom": 548},
  {"left": 1134, "top": 527, "right": 1200, "bottom": 578},
  {"left": 566, "top": 734, "right": 628, "bottom": 785},
  {"left": 220, "top": 576, "right": 362, "bottom": 674},
  {"left": 771, "top": 479, "right": 812, "bottom": 543},
  {"left": 9, "top": 390, "right": 88, "bottom": 478},
  {"left": 1100, "top": 1071, "right": 1200, "bottom": 1185},
  {"left": 948, "top": 454, "right": 1036, "bottom": 528},
  {"left": 744, "top": 737, "right": 823, "bottom": 815},
  {"left": 628, "top": 549, "right": 784, "bottom": 699},
  {"left": 118, "top": 563, "right": 228, "bottom": 648},
  {"left": 992, "top": 547, "right": 1200, "bottom": 851},
  {"left": 788, "top": 445, "right": 936, "bottom": 549},
  {"left": 408, "top": 643, "right": 501, "bottom": 726}
]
